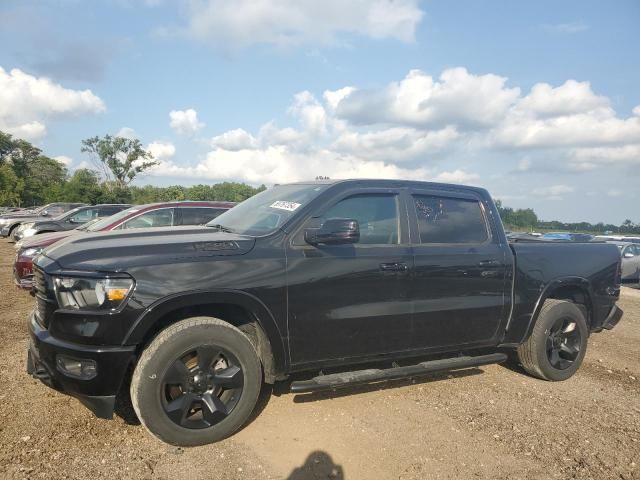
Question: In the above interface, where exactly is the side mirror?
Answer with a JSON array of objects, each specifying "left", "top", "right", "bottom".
[
  {"left": 40, "top": 211, "right": 48, "bottom": 216},
  {"left": 305, "top": 218, "right": 360, "bottom": 245}
]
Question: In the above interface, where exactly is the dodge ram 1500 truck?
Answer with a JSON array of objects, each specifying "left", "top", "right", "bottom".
[{"left": 27, "top": 179, "right": 623, "bottom": 446}]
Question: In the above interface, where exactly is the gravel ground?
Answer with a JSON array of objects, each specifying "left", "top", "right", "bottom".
[{"left": 0, "top": 240, "right": 638, "bottom": 479}]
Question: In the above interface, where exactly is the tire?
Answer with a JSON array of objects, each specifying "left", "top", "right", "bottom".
[
  {"left": 130, "top": 317, "right": 262, "bottom": 446},
  {"left": 517, "top": 299, "right": 588, "bottom": 381},
  {"left": 8, "top": 225, "right": 19, "bottom": 242}
]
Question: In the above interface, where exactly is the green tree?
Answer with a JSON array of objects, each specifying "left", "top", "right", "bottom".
[
  {"left": 0, "top": 163, "right": 24, "bottom": 205},
  {"left": 21, "top": 155, "right": 68, "bottom": 206},
  {"left": 62, "top": 169, "right": 102, "bottom": 203},
  {"left": 81, "top": 135, "right": 158, "bottom": 189}
]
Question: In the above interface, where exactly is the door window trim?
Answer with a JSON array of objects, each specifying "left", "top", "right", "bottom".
[
  {"left": 407, "top": 189, "right": 493, "bottom": 246},
  {"left": 289, "top": 187, "right": 411, "bottom": 247}
]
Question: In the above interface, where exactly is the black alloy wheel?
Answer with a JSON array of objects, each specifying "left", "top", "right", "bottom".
[
  {"left": 161, "top": 346, "right": 244, "bottom": 429},
  {"left": 517, "top": 299, "right": 589, "bottom": 381},
  {"left": 545, "top": 317, "right": 581, "bottom": 370}
]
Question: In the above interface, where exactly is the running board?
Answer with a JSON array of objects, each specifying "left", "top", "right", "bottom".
[{"left": 290, "top": 352, "right": 508, "bottom": 393}]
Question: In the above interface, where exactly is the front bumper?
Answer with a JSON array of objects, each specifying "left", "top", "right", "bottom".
[
  {"left": 13, "top": 231, "right": 25, "bottom": 241},
  {"left": 26, "top": 311, "right": 136, "bottom": 418}
]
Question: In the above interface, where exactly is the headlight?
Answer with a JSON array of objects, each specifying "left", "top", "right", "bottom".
[
  {"left": 53, "top": 276, "right": 134, "bottom": 311},
  {"left": 22, "top": 228, "right": 39, "bottom": 238},
  {"left": 19, "top": 222, "right": 34, "bottom": 231},
  {"left": 21, "top": 247, "right": 43, "bottom": 257}
]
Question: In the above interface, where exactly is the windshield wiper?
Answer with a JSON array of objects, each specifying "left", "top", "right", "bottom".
[{"left": 208, "top": 223, "right": 235, "bottom": 233}]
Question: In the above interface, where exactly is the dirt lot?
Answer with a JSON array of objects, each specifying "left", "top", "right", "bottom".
[{"left": 0, "top": 240, "right": 638, "bottom": 480}]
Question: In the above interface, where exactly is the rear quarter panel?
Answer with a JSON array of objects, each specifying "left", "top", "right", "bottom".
[{"left": 504, "top": 242, "right": 620, "bottom": 344}]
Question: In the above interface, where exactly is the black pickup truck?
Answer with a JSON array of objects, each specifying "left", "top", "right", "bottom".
[{"left": 27, "top": 179, "right": 623, "bottom": 446}]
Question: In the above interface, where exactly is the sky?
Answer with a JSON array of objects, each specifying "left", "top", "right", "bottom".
[{"left": 1, "top": 0, "right": 639, "bottom": 224}]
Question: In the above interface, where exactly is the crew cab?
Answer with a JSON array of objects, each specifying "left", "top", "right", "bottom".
[{"left": 26, "top": 180, "right": 623, "bottom": 446}]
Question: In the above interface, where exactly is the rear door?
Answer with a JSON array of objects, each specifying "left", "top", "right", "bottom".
[{"left": 408, "top": 189, "right": 509, "bottom": 350}]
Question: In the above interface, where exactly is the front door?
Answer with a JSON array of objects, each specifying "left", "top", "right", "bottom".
[
  {"left": 286, "top": 190, "right": 413, "bottom": 366},
  {"left": 408, "top": 190, "right": 510, "bottom": 350}
]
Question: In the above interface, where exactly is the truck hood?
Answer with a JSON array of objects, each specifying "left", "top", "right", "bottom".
[{"left": 42, "top": 226, "right": 256, "bottom": 272}]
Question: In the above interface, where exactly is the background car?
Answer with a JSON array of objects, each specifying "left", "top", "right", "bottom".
[
  {"left": 607, "top": 241, "right": 640, "bottom": 282},
  {"left": 0, "top": 202, "right": 86, "bottom": 240},
  {"left": 12, "top": 204, "right": 131, "bottom": 241},
  {"left": 13, "top": 200, "right": 235, "bottom": 288},
  {"left": 541, "top": 232, "right": 594, "bottom": 242}
]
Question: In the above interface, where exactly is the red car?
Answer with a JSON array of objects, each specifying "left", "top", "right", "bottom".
[{"left": 13, "top": 201, "right": 235, "bottom": 288}]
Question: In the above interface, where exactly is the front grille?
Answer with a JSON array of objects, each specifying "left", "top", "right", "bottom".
[{"left": 33, "top": 267, "right": 56, "bottom": 328}]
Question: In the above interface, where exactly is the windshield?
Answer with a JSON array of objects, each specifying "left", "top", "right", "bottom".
[
  {"left": 86, "top": 206, "right": 141, "bottom": 231},
  {"left": 53, "top": 207, "right": 81, "bottom": 221},
  {"left": 207, "top": 184, "right": 329, "bottom": 236},
  {"left": 76, "top": 217, "right": 102, "bottom": 231}
]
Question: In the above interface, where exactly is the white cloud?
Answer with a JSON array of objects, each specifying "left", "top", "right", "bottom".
[
  {"left": 116, "top": 127, "right": 137, "bottom": 139},
  {"left": 516, "top": 80, "right": 609, "bottom": 118},
  {"left": 178, "top": 0, "right": 424, "bottom": 49},
  {"left": 149, "top": 66, "right": 640, "bottom": 191},
  {"left": 211, "top": 128, "right": 257, "bottom": 151},
  {"left": 432, "top": 169, "right": 480, "bottom": 184},
  {"left": 146, "top": 141, "right": 176, "bottom": 160},
  {"left": 169, "top": 108, "right": 204, "bottom": 135},
  {"left": 332, "top": 68, "right": 521, "bottom": 129},
  {"left": 532, "top": 184, "right": 575, "bottom": 200},
  {"left": 54, "top": 155, "right": 73, "bottom": 167},
  {"left": 0, "top": 66, "right": 105, "bottom": 140}
]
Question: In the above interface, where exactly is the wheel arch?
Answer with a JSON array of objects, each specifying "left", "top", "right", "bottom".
[
  {"left": 123, "top": 290, "right": 288, "bottom": 383},
  {"left": 525, "top": 276, "right": 594, "bottom": 340}
]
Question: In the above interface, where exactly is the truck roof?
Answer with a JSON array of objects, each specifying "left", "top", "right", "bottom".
[
  {"left": 283, "top": 178, "right": 488, "bottom": 194},
  {"left": 281, "top": 179, "right": 491, "bottom": 199}
]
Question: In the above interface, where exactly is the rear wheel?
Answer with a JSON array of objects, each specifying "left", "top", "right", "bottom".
[
  {"left": 517, "top": 299, "right": 588, "bottom": 381},
  {"left": 131, "top": 317, "right": 262, "bottom": 446}
]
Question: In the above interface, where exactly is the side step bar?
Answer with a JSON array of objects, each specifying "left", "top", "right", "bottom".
[{"left": 290, "top": 352, "right": 508, "bottom": 393}]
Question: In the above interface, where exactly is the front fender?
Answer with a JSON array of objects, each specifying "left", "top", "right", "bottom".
[{"left": 122, "top": 289, "right": 288, "bottom": 374}]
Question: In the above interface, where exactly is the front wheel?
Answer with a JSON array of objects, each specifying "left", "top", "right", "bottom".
[
  {"left": 130, "top": 317, "right": 262, "bottom": 446},
  {"left": 517, "top": 299, "right": 588, "bottom": 381}
]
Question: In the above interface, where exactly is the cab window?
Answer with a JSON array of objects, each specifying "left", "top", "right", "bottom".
[
  {"left": 413, "top": 195, "right": 488, "bottom": 244},
  {"left": 121, "top": 208, "right": 174, "bottom": 229},
  {"left": 305, "top": 194, "right": 400, "bottom": 245}
]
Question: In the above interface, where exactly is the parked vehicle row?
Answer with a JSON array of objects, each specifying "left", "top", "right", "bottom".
[
  {"left": 11, "top": 201, "right": 235, "bottom": 289},
  {"left": 21, "top": 179, "right": 624, "bottom": 447},
  {"left": 12, "top": 204, "right": 131, "bottom": 242},
  {"left": 0, "top": 203, "right": 86, "bottom": 240}
]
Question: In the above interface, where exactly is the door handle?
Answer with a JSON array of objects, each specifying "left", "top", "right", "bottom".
[
  {"left": 478, "top": 259, "right": 501, "bottom": 267},
  {"left": 380, "top": 262, "right": 409, "bottom": 273}
]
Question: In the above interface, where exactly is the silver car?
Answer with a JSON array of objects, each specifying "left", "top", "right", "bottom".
[{"left": 608, "top": 241, "right": 640, "bottom": 282}]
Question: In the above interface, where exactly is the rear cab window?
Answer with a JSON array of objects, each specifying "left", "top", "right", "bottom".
[{"left": 412, "top": 194, "right": 489, "bottom": 244}]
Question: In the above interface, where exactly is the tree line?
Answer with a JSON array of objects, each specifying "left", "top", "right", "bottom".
[
  {"left": 0, "top": 131, "right": 265, "bottom": 207},
  {"left": 1, "top": 129, "right": 638, "bottom": 234},
  {"left": 495, "top": 200, "right": 640, "bottom": 235}
]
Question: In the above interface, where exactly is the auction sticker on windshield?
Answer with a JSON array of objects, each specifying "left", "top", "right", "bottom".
[{"left": 270, "top": 201, "right": 301, "bottom": 211}]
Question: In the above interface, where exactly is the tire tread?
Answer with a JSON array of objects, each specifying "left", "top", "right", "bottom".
[{"left": 130, "top": 316, "right": 260, "bottom": 445}]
